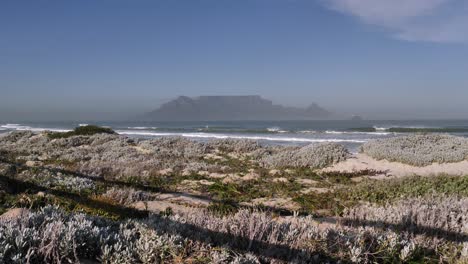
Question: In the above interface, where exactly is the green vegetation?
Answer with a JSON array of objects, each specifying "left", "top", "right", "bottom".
[
  {"left": 5, "top": 144, "right": 468, "bottom": 219},
  {"left": 47, "top": 125, "right": 116, "bottom": 139},
  {"left": 2, "top": 132, "right": 468, "bottom": 263},
  {"left": 0, "top": 171, "right": 146, "bottom": 220},
  {"left": 293, "top": 192, "right": 344, "bottom": 215},
  {"left": 207, "top": 200, "right": 239, "bottom": 216},
  {"left": 294, "top": 174, "right": 468, "bottom": 216},
  {"left": 347, "top": 174, "right": 468, "bottom": 204}
]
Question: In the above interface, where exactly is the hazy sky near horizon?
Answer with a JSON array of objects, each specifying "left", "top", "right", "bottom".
[{"left": 1, "top": 0, "right": 468, "bottom": 120}]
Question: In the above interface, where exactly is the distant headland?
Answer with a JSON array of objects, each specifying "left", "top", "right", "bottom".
[{"left": 145, "top": 95, "right": 331, "bottom": 121}]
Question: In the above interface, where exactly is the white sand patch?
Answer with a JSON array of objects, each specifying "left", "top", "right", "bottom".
[
  {"left": 300, "top": 187, "right": 331, "bottom": 194},
  {"left": 296, "top": 178, "right": 319, "bottom": 185},
  {"left": 132, "top": 146, "right": 152, "bottom": 154},
  {"left": 242, "top": 172, "right": 259, "bottom": 181},
  {"left": 158, "top": 168, "right": 173, "bottom": 176},
  {"left": 247, "top": 197, "right": 301, "bottom": 211},
  {"left": 0, "top": 208, "right": 31, "bottom": 221},
  {"left": 269, "top": 169, "right": 281, "bottom": 176},
  {"left": 322, "top": 153, "right": 468, "bottom": 178},
  {"left": 154, "top": 193, "right": 211, "bottom": 206},
  {"left": 133, "top": 201, "right": 200, "bottom": 215},
  {"left": 273, "top": 177, "right": 289, "bottom": 183}
]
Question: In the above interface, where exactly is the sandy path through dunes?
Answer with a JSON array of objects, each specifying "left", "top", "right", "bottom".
[{"left": 322, "top": 153, "right": 468, "bottom": 178}]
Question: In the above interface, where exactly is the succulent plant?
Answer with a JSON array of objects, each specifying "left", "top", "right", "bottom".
[
  {"left": 361, "top": 134, "right": 468, "bottom": 166},
  {"left": 261, "top": 143, "right": 350, "bottom": 169}
]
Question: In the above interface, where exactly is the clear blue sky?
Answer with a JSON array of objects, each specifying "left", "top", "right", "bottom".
[{"left": 1, "top": 0, "right": 468, "bottom": 120}]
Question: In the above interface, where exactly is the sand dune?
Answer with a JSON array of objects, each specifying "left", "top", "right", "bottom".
[{"left": 322, "top": 153, "right": 468, "bottom": 178}]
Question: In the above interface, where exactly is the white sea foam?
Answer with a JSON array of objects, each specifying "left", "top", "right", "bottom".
[
  {"left": 0, "top": 124, "right": 71, "bottom": 133},
  {"left": 373, "top": 125, "right": 440, "bottom": 131},
  {"left": 127, "top": 126, "right": 158, "bottom": 130},
  {"left": 116, "top": 130, "right": 367, "bottom": 143},
  {"left": 79, "top": 123, "right": 89, "bottom": 127},
  {"left": 373, "top": 126, "right": 389, "bottom": 131},
  {"left": 325, "top": 130, "right": 391, "bottom": 136},
  {"left": 266, "top": 127, "right": 288, "bottom": 133},
  {"left": 1, "top": 124, "right": 23, "bottom": 129},
  {"left": 298, "top": 130, "right": 317, "bottom": 134}
]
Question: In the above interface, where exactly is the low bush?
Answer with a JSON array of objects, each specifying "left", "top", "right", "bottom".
[
  {"left": 1, "top": 205, "right": 461, "bottom": 263},
  {"left": 102, "top": 187, "right": 154, "bottom": 205},
  {"left": 261, "top": 143, "right": 350, "bottom": 169},
  {"left": 361, "top": 134, "right": 468, "bottom": 166},
  {"left": 346, "top": 174, "right": 468, "bottom": 204},
  {"left": 48, "top": 125, "right": 116, "bottom": 139},
  {"left": 345, "top": 195, "right": 468, "bottom": 239}
]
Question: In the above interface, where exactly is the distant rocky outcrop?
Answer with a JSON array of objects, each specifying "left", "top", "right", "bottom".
[
  {"left": 350, "top": 115, "right": 364, "bottom": 121},
  {"left": 146, "top": 95, "right": 331, "bottom": 121}
]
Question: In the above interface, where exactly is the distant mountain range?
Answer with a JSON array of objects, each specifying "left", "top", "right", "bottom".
[{"left": 145, "top": 95, "right": 332, "bottom": 121}]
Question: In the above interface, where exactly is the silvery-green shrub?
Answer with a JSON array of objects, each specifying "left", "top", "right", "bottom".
[{"left": 361, "top": 134, "right": 468, "bottom": 166}]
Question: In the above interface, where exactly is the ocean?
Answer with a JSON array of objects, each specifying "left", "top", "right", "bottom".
[{"left": 1, "top": 120, "right": 468, "bottom": 152}]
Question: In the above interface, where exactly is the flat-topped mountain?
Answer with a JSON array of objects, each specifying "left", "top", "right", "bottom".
[{"left": 146, "top": 95, "right": 331, "bottom": 121}]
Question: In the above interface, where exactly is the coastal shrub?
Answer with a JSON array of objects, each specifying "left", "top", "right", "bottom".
[
  {"left": 345, "top": 174, "right": 468, "bottom": 204},
  {"left": 0, "top": 130, "right": 351, "bottom": 183},
  {"left": 289, "top": 174, "right": 468, "bottom": 216},
  {"left": 1, "top": 205, "right": 463, "bottom": 263},
  {"left": 102, "top": 187, "right": 154, "bottom": 205},
  {"left": 361, "top": 134, "right": 468, "bottom": 166},
  {"left": 17, "top": 169, "right": 96, "bottom": 193},
  {"left": 0, "top": 131, "right": 35, "bottom": 143},
  {"left": 139, "top": 136, "right": 209, "bottom": 159},
  {"left": 344, "top": 195, "right": 468, "bottom": 239},
  {"left": 261, "top": 143, "right": 350, "bottom": 169},
  {"left": 208, "top": 139, "right": 262, "bottom": 153},
  {"left": 47, "top": 125, "right": 116, "bottom": 139}
]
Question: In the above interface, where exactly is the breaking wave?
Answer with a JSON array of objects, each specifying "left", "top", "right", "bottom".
[
  {"left": 115, "top": 130, "right": 367, "bottom": 143},
  {"left": 350, "top": 126, "right": 468, "bottom": 133},
  {"left": 266, "top": 127, "right": 289, "bottom": 133},
  {"left": 325, "top": 130, "right": 391, "bottom": 136},
  {"left": 0, "top": 124, "right": 71, "bottom": 133},
  {"left": 127, "top": 126, "right": 158, "bottom": 130}
]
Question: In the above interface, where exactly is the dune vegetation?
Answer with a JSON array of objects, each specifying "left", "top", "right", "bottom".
[
  {"left": 1, "top": 129, "right": 468, "bottom": 263},
  {"left": 361, "top": 134, "right": 468, "bottom": 166},
  {"left": 47, "top": 125, "right": 116, "bottom": 139}
]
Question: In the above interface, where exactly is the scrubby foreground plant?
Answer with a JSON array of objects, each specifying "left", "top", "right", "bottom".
[
  {"left": 1, "top": 200, "right": 468, "bottom": 263},
  {"left": 261, "top": 143, "right": 350, "bottom": 169},
  {"left": 361, "top": 134, "right": 468, "bottom": 166}
]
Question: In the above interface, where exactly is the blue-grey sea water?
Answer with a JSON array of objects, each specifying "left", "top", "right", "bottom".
[{"left": 1, "top": 120, "right": 468, "bottom": 152}]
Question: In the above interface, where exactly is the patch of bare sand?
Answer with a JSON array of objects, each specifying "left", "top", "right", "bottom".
[
  {"left": 132, "top": 193, "right": 211, "bottom": 215},
  {"left": 133, "top": 201, "right": 199, "bottom": 215},
  {"left": 0, "top": 208, "right": 30, "bottom": 221},
  {"left": 322, "top": 153, "right": 468, "bottom": 178},
  {"left": 245, "top": 197, "right": 301, "bottom": 211},
  {"left": 154, "top": 193, "right": 210, "bottom": 206},
  {"left": 300, "top": 187, "right": 331, "bottom": 194},
  {"left": 132, "top": 146, "right": 152, "bottom": 154},
  {"left": 296, "top": 178, "right": 319, "bottom": 185}
]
